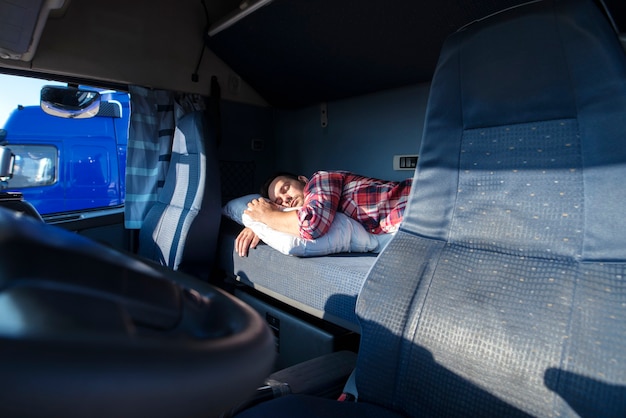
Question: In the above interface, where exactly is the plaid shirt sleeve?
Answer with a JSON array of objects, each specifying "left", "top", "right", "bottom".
[{"left": 297, "top": 171, "right": 343, "bottom": 239}]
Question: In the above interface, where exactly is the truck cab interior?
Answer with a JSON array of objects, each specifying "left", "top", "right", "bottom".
[{"left": 1, "top": 0, "right": 625, "bottom": 417}]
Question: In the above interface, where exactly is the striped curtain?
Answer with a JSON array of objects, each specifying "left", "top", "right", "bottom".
[
  {"left": 124, "top": 86, "right": 175, "bottom": 229},
  {"left": 125, "top": 86, "right": 207, "bottom": 229}
]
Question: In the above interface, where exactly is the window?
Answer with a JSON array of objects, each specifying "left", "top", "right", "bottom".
[
  {"left": 6, "top": 145, "right": 57, "bottom": 188},
  {"left": 1, "top": 74, "right": 128, "bottom": 215}
]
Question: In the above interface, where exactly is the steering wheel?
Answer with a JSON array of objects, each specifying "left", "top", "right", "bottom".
[{"left": 0, "top": 208, "right": 275, "bottom": 418}]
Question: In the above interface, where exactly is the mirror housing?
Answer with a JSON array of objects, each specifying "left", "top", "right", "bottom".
[
  {"left": 0, "top": 146, "right": 15, "bottom": 187},
  {"left": 40, "top": 86, "right": 101, "bottom": 119}
]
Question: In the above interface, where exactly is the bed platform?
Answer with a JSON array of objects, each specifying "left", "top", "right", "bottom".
[{"left": 217, "top": 219, "right": 378, "bottom": 333}]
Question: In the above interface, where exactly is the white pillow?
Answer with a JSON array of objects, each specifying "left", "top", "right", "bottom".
[{"left": 242, "top": 209, "right": 381, "bottom": 257}]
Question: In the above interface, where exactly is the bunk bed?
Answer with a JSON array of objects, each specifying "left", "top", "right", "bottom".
[{"left": 217, "top": 195, "right": 393, "bottom": 332}]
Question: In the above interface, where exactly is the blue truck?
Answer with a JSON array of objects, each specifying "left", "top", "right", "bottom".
[{"left": 0, "top": 91, "right": 129, "bottom": 215}]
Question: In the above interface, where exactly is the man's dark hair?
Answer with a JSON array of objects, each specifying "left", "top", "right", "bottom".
[{"left": 260, "top": 171, "right": 301, "bottom": 199}]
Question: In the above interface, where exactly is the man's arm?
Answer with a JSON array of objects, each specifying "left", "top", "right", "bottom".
[
  {"left": 297, "top": 171, "right": 343, "bottom": 239},
  {"left": 244, "top": 198, "right": 301, "bottom": 236}
]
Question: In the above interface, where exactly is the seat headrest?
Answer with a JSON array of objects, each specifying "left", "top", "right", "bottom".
[{"left": 403, "top": 0, "right": 626, "bottom": 261}]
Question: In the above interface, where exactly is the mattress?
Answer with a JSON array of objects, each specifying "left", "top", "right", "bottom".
[{"left": 218, "top": 219, "right": 378, "bottom": 332}]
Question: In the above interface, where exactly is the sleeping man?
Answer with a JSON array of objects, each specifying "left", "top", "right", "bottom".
[{"left": 235, "top": 170, "right": 413, "bottom": 257}]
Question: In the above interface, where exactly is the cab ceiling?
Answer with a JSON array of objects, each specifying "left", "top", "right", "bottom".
[
  {"left": 2, "top": 0, "right": 624, "bottom": 109},
  {"left": 208, "top": 0, "right": 625, "bottom": 108}
]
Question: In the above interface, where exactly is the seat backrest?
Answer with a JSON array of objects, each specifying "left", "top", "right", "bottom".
[
  {"left": 354, "top": 0, "right": 626, "bottom": 416},
  {"left": 138, "top": 111, "right": 221, "bottom": 278}
]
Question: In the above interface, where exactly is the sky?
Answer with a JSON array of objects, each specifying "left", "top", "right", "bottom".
[{"left": 0, "top": 74, "right": 64, "bottom": 128}]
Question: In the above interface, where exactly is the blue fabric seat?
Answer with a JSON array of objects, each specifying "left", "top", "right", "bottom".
[
  {"left": 138, "top": 111, "right": 221, "bottom": 279},
  {"left": 237, "top": 0, "right": 626, "bottom": 416}
]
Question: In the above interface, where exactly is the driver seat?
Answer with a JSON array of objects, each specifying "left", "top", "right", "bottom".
[
  {"left": 138, "top": 110, "right": 221, "bottom": 279},
  {"left": 237, "top": 0, "right": 626, "bottom": 416}
]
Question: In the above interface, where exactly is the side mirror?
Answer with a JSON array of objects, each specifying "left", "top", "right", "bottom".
[
  {"left": 40, "top": 86, "right": 101, "bottom": 119},
  {"left": 0, "top": 146, "right": 15, "bottom": 187}
]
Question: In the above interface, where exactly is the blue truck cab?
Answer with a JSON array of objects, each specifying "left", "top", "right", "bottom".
[{"left": 0, "top": 91, "right": 129, "bottom": 215}]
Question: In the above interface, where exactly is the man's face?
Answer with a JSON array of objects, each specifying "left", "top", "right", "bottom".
[{"left": 268, "top": 175, "right": 306, "bottom": 208}]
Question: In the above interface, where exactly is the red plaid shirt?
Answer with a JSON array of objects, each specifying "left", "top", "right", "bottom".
[{"left": 297, "top": 171, "right": 413, "bottom": 239}]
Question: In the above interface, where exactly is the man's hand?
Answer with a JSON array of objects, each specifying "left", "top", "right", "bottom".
[
  {"left": 245, "top": 198, "right": 302, "bottom": 237},
  {"left": 244, "top": 198, "right": 281, "bottom": 223},
  {"left": 235, "top": 227, "right": 260, "bottom": 257}
]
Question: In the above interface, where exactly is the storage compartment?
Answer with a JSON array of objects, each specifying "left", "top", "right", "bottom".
[{"left": 235, "top": 289, "right": 359, "bottom": 370}]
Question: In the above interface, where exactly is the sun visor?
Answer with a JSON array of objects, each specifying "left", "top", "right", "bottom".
[{"left": 0, "top": 0, "right": 66, "bottom": 61}]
